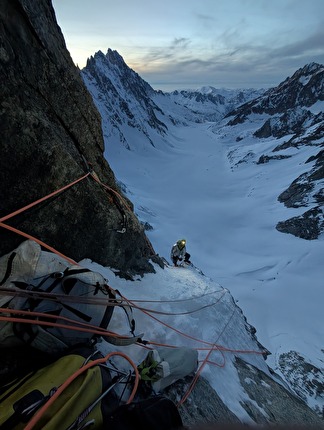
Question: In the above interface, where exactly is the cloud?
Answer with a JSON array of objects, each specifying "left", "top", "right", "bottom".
[
  {"left": 53, "top": 0, "right": 324, "bottom": 89},
  {"left": 270, "top": 28, "right": 324, "bottom": 59},
  {"left": 135, "top": 20, "right": 324, "bottom": 90},
  {"left": 195, "top": 12, "right": 216, "bottom": 29},
  {"left": 170, "top": 38, "right": 191, "bottom": 50},
  {"left": 138, "top": 37, "right": 192, "bottom": 66}
]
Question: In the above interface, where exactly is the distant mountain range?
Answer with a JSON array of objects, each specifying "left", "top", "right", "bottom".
[
  {"left": 81, "top": 49, "right": 265, "bottom": 148},
  {"left": 220, "top": 62, "right": 324, "bottom": 240},
  {"left": 82, "top": 51, "right": 324, "bottom": 241}
]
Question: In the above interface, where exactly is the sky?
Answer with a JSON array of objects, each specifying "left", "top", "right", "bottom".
[
  {"left": 78, "top": 106, "right": 324, "bottom": 419},
  {"left": 52, "top": 0, "right": 324, "bottom": 91}
]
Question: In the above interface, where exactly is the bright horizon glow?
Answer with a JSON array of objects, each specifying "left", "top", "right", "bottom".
[{"left": 52, "top": 0, "right": 324, "bottom": 90}]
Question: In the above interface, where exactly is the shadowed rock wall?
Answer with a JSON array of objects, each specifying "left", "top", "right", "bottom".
[{"left": 0, "top": 0, "right": 158, "bottom": 275}]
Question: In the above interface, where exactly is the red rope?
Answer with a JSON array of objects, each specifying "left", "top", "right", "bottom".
[
  {"left": 90, "top": 172, "right": 132, "bottom": 213},
  {"left": 0, "top": 222, "right": 77, "bottom": 265},
  {"left": 0, "top": 173, "right": 91, "bottom": 223},
  {"left": 120, "top": 293, "right": 266, "bottom": 356},
  {"left": 0, "top": 172, "right": 92, "bottom": 265},
  {"left": 178, "top": 307, "right": 236, "bottom": 406},
  {"left": 0, "top": 307, "right": 135, "bottom": 342}
]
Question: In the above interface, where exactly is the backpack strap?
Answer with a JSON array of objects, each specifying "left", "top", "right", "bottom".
[
  {"left": 103, "top": 332, "right": 144, "bottom": 347},
  {"left": 0, "top": 252, "right": 16, "bottom": 286},
  {"left": 0, "top": 388, "right": 51, "bottom": 430},
  {"left": 0, "top": 371, "right": 37, "bottom": 400},
  {"left": 114, "top": 289, "right": 136, "bottom": 336}
]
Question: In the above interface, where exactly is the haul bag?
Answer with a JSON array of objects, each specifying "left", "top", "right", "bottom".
[{"left": 0, "top": 346, "right": 119, "bottom": 430}]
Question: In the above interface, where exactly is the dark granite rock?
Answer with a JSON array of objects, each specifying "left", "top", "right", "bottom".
[{"left": 0, "top": 0, "right": 160, "bottom": 276}]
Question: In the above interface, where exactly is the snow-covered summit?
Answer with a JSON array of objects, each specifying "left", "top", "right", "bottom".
[
  {"left": 82, "top": 49, "right": 166, "bottom": 150},
  {"left": 81, "top": 52, "right": 266, "bottom": 149},
  {"left": 166, "top": 86, "right": 265, "bottom": 122},
  {"left": 226, "top": 62, "right": 324, "bottom": 119}
]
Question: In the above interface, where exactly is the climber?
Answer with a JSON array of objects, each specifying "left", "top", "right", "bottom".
[{"left": 170, "top": 239, "right": 191, "bottom": 266}]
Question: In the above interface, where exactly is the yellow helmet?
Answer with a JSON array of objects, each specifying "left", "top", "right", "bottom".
[{"left": 177, "top": 239, "right": 186, "bottom": 249}]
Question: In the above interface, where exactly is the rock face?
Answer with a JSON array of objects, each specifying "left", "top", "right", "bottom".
[
  {"left": 0, "top": 0, "right": 158, "bottom": 275},
  {"left": 225, "top": 63, "right": 324, "bottom": 240},
  {"left": 234, "top": 357, "right": 323, "bottom": 427},
  {"left": 226, "top": 63, "right": 324, "bottom": 121},
  {"left": 164, "top": 359, "right": 324, "bottom": 428},
  {"left": 278, "top": 351, "right": 324, "bottom": 418},
  {"left": 81, "top": 50, "right": 168, "bottom": 150},
  {"left": 165, "top": 376, "right": 241, "bottom": 427}
]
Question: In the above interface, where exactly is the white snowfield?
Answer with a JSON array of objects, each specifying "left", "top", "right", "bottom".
[{"left": 80, "top": 111, "right": 323, "bottom": 418}]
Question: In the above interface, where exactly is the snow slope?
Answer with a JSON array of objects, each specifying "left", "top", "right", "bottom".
[
  {"left": 80, "top": 258, "right": 273, "bottom": 424},
  {"left": 80, "top": 114, "right": 323, "bottom": 418}
]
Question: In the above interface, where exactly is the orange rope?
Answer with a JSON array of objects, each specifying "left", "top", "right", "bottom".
[
  {"left": 90, "top": 172, "right": 156, "bottom": 255},
  {"left": 117, "top": 289, "right": 224, "bottom": 303},
  {"left": 90, "top": 172, "right": 132, "bottom": 213},
  {"left": 0, "top": 303, "right": 267, "bottom": 356},
  {"left": 0, "top": 173, "right": 93, "bottom": 265},
  {"left": 120, "top": 293, "right": 266, "bottom": 355},
  {"left": 148, "top": 340, "right": 266, "bottom": 356},
  {"left": 0, "top": 288, "right": 123, "bottom": 307},
  {"left": 24, "top": 351, "right": 139, "bottom": 430},
  {"left": 0, "top": 169, "right": 134, "bottom": 265},
  {"left": 0, "top": 287, "right": 223, "bottom": 316},
  {"left": 178, "top": 346, "right": 223, "bottom": 406},
  {"left": 0, "top": 286, "right": 222, "bottom": 304},
  {"left": 0, "top": 308, "right": 136, "bottom": 342},
  {"left": 205, "top": 358, "right": 226, "bottom": 368},
  {"left": 0, "top": 173, "right": 91, "bottom": 223},
  {"left": 178, "top": 306, "right": 238, "bottom": 405},
  {"left": 0, "top": 222, "right": 77, "bottom": 265},
  {"left": 197, "top": 346, "right": 267, "bottom": 355}
]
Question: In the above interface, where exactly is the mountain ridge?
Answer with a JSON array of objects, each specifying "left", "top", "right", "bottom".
[
  {"left": 221, "top": 62, "right": 324, "bottom": 240},
  {"left": 82, "top": 51, "right": 324, "bottom": 240}
]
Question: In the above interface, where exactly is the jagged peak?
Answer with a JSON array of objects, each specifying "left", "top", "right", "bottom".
[
  {"left": 83, "top": 48, "right": 155, "bottom": 98},
  {"left": 278, "top": 62, "right": 324, "bottom": 88},
  {"left": 105, "top": 48, "right": 126, "bottom": 66},
  {"left": 85, "top": 49, "right": 127, "bottom": 71},
  {"left": 85, "top": 50, "right": 105, "bottom": 67},
  {"left": 299, "top": 62, "right": 323, "bottom": 74}
]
